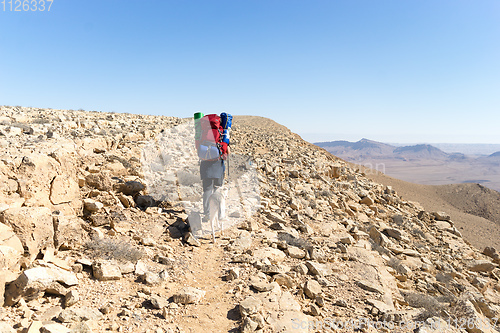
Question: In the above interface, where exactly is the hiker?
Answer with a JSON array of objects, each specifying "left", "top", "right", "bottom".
[
  {"left": 194, "top": 112, "right": 232, "bottom": 220},
  {"left": 200, "top": 156, "right": 226, "bottom": 220}
]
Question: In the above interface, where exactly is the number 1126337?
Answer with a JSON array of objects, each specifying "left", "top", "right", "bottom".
[{"left": 2, "top": 0, "right": 53, "bottom": 11}]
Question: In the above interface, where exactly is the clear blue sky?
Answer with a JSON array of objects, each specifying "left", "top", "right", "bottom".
[{"left": 1, "top": 0, "right": 499, "bottom": 143}]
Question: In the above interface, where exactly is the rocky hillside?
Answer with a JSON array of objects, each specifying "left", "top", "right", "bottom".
[{"left": 1, "top": 106, "right": 500, "bottom": 333}]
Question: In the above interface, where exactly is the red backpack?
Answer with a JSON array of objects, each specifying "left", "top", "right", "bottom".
[{"left": 196, "top": 114, "right": 228, "bottom": 160}]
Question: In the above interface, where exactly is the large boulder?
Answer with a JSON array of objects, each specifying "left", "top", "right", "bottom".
[
  {"left": 15, "top": 154, "right": 59, "bottom": 207},
  {"left": 0, "top": 222, "right": 23, "bottom": 271},
  {"left": 4, "top": 264, "right": 78, "bottom": 306},
  {"left": 0, "top": 207, "right": 54, "bottom": 262},
  {"left": 49, "top": 174, "right": 80, "bottom": 205},
  {"left": 52, "top": 215, "right": 90, "bottom": 250}
]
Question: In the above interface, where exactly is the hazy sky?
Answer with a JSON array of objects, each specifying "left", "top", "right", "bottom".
[{"left": 1, "top": 0, "right": 499, "bottom": 144}]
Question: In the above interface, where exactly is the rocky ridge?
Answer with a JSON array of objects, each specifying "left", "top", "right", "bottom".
[{"left": 0, "top": 106, "right": 499, "bottom": 333}]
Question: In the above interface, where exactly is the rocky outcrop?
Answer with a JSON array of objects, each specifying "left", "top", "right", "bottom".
[{"left": 0, "top": 207, "right": 54, "bottom": 262}]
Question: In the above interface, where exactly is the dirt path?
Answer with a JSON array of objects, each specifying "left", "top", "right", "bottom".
[{"left": 168, "top": 238, "right": 240, "bottom": 333}]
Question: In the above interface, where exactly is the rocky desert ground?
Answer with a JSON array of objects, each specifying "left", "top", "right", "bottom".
[{"left": 1, "top": 106, "right": 500, "bottom": 333}]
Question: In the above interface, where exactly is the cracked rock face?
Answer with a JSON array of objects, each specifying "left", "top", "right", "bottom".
[{"left": 0, "top": 106, "right": 499, "bottom": 333}]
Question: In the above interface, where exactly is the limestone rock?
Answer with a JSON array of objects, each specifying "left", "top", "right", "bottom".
[
  {"left": 450, "top": 299, "right": 496, "bottom": 333},
  {"left": 53, "top": 215, "right": 89, "bottom": 250},
  {"left": 140, "top": 271, "right": 164, "bottom": 286},
  {"left": 58, "top": 306, "right": 103, "bottom": 323},
  {"left": 239, "top": 296, "right": 262, "bottom": 317},
  {"left": 240, "top": 317, "right": 259, "bottom": 333},
  {"left": 227, "top": 267, "right": 241, "bottom": 280},
  {"left": 85, "top": 173, "right": 112, "bottom": 191},
  {"left": 83, "top": 199, "right": 103, "bottom": 213},
  {"left": 92, "top": 260, "right": 122, "bottom": 281},
  {"left": 305, "top": 261, "right": 331, "bottom": 276},
  {"left": 369, "top": 226, "right": 391, "bottom": 247},
  {"left": 183, "top": 232, "right": 201, "bottom": 247},
  {"left": 303, "top": 279, "right": 322, "bottom": 299},
  {"left": 229, "top": 230, "right": 253, "bottom": 253},
  {"left": 5, "top": 265, "right": 78, "bottom": 305},
  {"left": 433, "top": 211, "right": 451, "bottom": 221},
  {"left": 286, "top": 246, "right": 306, "bottom": 259},
  {"left": 468, "top": 260, "right": 497, "bottom": 273},
  {"left": 64, "top": 290, "right": 80, "bottom": 308},
  {"left": 273, "top": 311, "right": 312, "bottom": 333},
  {"left": 150, "top": 295, "right": 167, "bottom": 309},
  {"left": 119, "top": 180, "right": 145, "bottom": 196},
  {"left": 273, "top": 273, "right": 295, "bottom": 288},
  {"left": 483, "top": 247, "right": 500, "bottom": 264},
  {"left": 173, "top": 287, "right": 205, "bottom": 304},
  {"left": 360, "top": 196, "right": 374, "bottom": 206},
  {"left": 251, "top": 280, "right": 275, "bottom": 292},
  {"left": 355, "top": 279, "right": 384, "bottom": 294},
  {"left": 0, "top": 223, "right": 23, "bottom": 272},
  {"left": 49, "top": 175, "right": 79, "bottom": 205},
  {"left": 252, "top": 247, "right": 286, "bottom": 263},
  {"left": 40, "top": 322, "right": 70, "bottom": 333},
  {"left": 0, "top": 207, "right": 54, "bottom": 262}
]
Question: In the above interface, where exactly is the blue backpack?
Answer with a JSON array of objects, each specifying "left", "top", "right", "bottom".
[{"left": 220, "top": 113, "right": 232, "bottom": 145}]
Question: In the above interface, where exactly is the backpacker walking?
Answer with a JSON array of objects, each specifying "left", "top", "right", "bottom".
[{"left": 194, "top": 112, "right": 232, "bottom": 221}]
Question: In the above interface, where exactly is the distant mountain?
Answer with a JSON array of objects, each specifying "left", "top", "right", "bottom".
[
  {"left": 489, "top": 151, "right": 500, "bottom": 158},
  {"left": 315, "top": 138, "right": 395, "bottom": 160},
  {"left": 314, "top": 138, "right": 500, "bottom": 192},
  {"left": 316, "top": 139, "right": 449, "bottom": 161},
  {"left": 393, "top": 144, "right": 448, "bottom": 160}
]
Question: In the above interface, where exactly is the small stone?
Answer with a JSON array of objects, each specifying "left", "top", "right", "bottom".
[
  {"left": 83, "top": 199, "right": 103, "bottom": 213},
  {"left": 141, "top": 237, "right": 155, "bottom": 246},
  {"left": 294, "top": 263, "right": 308, "bottom": 275},
  {"left": 239, "top": 296, "right": 262, "bottom": 317},
  {"left": 432, "top": 212, "right": 451, "bottom": 221},
  {"left": 183, "top": 232, "right": 201, "bottom": 247},
  {"left": 150, "top": 295, "right": 167, "bottom": 309},
  {"left": 468, "top": 260, "right": 496, "bottom": 273},
  {"left": 64, "top": 290, "right": 80, "bottom": 308},
  {"left": 340, "top": 235, "right": 355, "bottom": 245},
  {"left": 334, "top": 299, "right": 348, "bottom": 307},
  {"left": 240, "top": 317, "right": 259, "bottom": 333},
  {"left": 315, "top": 296, "right": 325, "bottom": 307},
  {"left": 227, "top": 267, "right": 241, "bottom": 281},
  {"left": 306, "top": 304, "right": 321, "bottom": 316},
  {"left": 251, "top": 281, "right": 274, "bottom": 292},
  {"left": 140, "top": 271, "right": 163, "bottom": 286},
  {"left": 355, "top": 280, "right": 383, "bottom": 294},
  {"left": 173, "top": 287, "right": 205, "bottom": 304},
  {"left": 40, "top": 322, "right": 70, "bottom": 333},
  {"left": 366, "top": 299, "right": 393, "bottom": 314},
  {"left": 286, "top": 246, "right": 306, "bottom": 259},
  {"left": 92, "top": 261, "right": 122, "bottom": 281},
  {"left": 272, "top": 273, "right": 295, "bottom": 288},
  {"left": 58, "top": 306, "right": 103, "bottom": 323},
  {"left": 303, "top": 279, "right": 322, "bottom": 299},
  {"left": 99, "top": 304, "right": 113, "bottom": 315},
  {"left": 305, "top": 261, "right": 331, "bottom": 276},
  {"left": 360, "top": 196, "right": 374, "bottom": 206}
]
